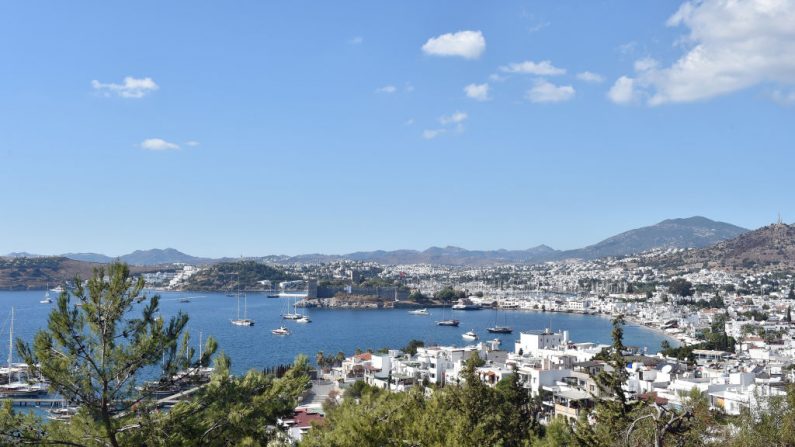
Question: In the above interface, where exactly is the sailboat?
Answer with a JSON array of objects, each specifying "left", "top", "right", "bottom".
[
  {"left": 230, "top": 275, "right": 254, "bottom": 326},
  {"left": 436, "top": 302, "right": 460, "bottom": 327},
  {"left": 40, "top": 285, "right": 52, "bottom": 304},
  {"left": 281, "top": 296, "right": 302, "bottom": 320},
  {"left": 1, "top": 308, "right": 47, "bottom": 397},
  {"left": 487, "top": 305, "right": 513, "bottom": 334}
]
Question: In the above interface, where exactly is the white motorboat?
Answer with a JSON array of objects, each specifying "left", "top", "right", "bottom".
[
  {"left": 272, "top": 326, "right": 290, "bottom": 335},
  {"left": 295, "top": 316, "right": 311, "bottom": 323},
  {"left": 408, "top": 308, "right": 429, "bottom": 315},
  {"left": 462, "top": 330, "right": 478, "bottom": 341}
]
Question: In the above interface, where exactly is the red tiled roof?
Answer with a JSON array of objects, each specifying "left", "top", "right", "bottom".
[{"left": 292, "top": 409, "right": 325, "bottom": 428}]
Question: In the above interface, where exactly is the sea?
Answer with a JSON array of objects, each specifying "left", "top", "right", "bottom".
[{"left": 0, "top": 290, "right": 677, "bottom": 375}]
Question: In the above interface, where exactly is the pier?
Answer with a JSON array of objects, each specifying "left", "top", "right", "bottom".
[{"left": 1, "top": 397, "right": 66, "bottom": 408}]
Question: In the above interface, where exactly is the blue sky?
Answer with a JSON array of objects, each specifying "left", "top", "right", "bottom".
[{"left": 1, "top": 1, "right": 794, "bottom": 257}]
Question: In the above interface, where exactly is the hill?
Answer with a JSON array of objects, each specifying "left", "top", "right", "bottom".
[
  {"left": 178, "top": 261, "right": 301, "bottom": 291},
  {"left": 558, "top": 216, "right": 747, "bottom": 260},
  {"left": 654, "top": 222, "right": 795, "bottom": 273},
  {"left": 0, "top": 257, "right": 169, "bottom": 290}
]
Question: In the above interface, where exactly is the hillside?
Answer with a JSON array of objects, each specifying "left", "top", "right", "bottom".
[
  {"left": 559, "top": 216, "right": 748, "bottom": 260},
  {"left": 0, "top": 257, "right": 169, "bottom": 290},
  {"left": 179, "top": 261, "right": 301, "bottom": 291},
  {"left": 654, "top": 222, "right": 795, "bottom": 273}
]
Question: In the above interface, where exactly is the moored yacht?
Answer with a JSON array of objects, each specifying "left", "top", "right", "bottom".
[
  {"left": 487, "top": 326, "right": 513, "bottom": 334},
  {"left": 462, "top": 330, "right": 478, "bottom": 341},
  {"left": 408, "top": 308, "right": 429, "bottom": 315},
  {"left": 272, "top": 326, "right": 290, "bottom": 335},
  {"left": 436, "top": 319, "right": 460, "bottom": 327}
]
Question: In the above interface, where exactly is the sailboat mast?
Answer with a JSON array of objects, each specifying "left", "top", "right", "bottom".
[{"left": 8, "top": 307, "right": 14, "bottom": 369}]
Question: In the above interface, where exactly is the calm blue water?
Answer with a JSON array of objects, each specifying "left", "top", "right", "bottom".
[{"left": 0, "top": 291, "right": 675, "bottom": 375}]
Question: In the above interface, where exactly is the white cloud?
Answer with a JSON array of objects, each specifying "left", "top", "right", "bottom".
[
  {"left": 614, "top": 0, "right": 795, "bottom": 105},
  {"left": 422, "top": 129, "right": 446, "bottom": 139},
  {"left": 404, "top": 83, "right": 415, "bottom": 93},
  {"left": 576, "top": 71, "right": 605, "bottom": 83},
  {"left": 421, "top": 30, "right": 485, "bottom": 59},
  {"left": 140, "top": 138, "right": 179, "bottom": 151},
  {"left": 607, "top": 76, "right": 640, "bottom": 104},
  {"left": 349, "top": 36, "right": 363, "bottom": 45},
  {"left": 526, "top": 80, "right": 575, "bottom": 103},
  {"left": 185, "top": 140, "right": 200, "bottom": 147},
  {"left": 423, "top": 111, "right": 468, "bottom": 139},
  {"left": 464, "top": 83, "right": 491, "bottom": 101},
  {"left": 633, "top": 57, "right": 659, "bottom": 72},
  {"left": 500, "top": 60, "right": 565, "bottom": 76},
  {"left": 489, "top": 73, "right": 509, "bottom": 82},
  {"left": 405, "top": 118, "right": 415, "bottom": 126},
  {"left": 439, "top": 111, "right": 468, "bottom": 125},
  {"left": 376, "top": 85, "right": 397, "bottom": 94},
  {"left": 92, "top": 76, "right": 158, "bottom": 98},
  {"left": 771, "top": 89, "right": 795, "bottom": 105}
]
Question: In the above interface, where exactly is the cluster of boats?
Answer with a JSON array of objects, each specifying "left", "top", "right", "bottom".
[
  {"left": 226, "top": 291, "right": 311, "bottom": 335},
  {"left": 2, "top": 308, "right": 49, "bottom": 399},
  {"left": 406, "top": 304, "right": 514, "bottom": 340}
]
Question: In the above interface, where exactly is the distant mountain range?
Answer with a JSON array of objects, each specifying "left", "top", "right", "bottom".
[
  {"left": 4, "top": 216, "right": 751, "bottom": 266},
  {"left": 59, "top": 248, "right": 218, "bottom": 266}
]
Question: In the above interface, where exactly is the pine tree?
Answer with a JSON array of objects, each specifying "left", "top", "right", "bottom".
[{"left": 15, "top": 262, "right": 215, "bottom": 447}]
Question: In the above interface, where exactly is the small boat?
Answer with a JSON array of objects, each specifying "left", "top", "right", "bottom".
[
  {"left": 267, "top": 293, "right": 280, "bottom": 298},
  {"left": 462, "top": 330, "right": 478, "bottom": 341},
  {"left": 487, "top": 326, "right": 513, "bottom": 334},
  {"left": 40, "top": 289, "right": 52, "bottom": 304},
  {"left": 50, "top": 285, "right": 64, "bottom": 293},
  {"left": 436, "top": 319, "right": 460, "bottom": 327},
  {"left": 296, "top": 316, "right": 311, "bottom": 323},
  {"left": 408, "top": 308, "right": 429, "bottom": 315},
  {"left": 272, "top": 326, "right": 290, "bottom": 335},
  {"left": 231, "top": 318, "right": 254, "bottom": 326},
  {"left": 178, "top": 298, "right": 191, "bottom": 303}
]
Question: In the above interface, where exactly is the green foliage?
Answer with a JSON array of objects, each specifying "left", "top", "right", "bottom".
[
  {"left": 142, "top": 355, "right": 311, "bottom": 446},
  {"left": 433, "top": 286, "right": 465, "bottom": 303},
  {"left": 402, "top": 339, "right": 425, "bottom": 356},
  {"left": 14, "top": 263, "right": 207, "bottom": 447},
  {"left": 346, "top": 380, "right": 382, "bottom": 400},
  {"left": 1, "top": 262, "right": 310, "bottom": 447},
  {"left": 185, "top": 261, "right": 299, "bottom": 291},
  {"left": 738, "top": 309, "right": 769, "bottom": 321},
  {"left": 668, "top": 278, "right": 694, "bottom": 297},
  {"left": 407, "top": 290, "right": 428, "bottom": 302},
  {"left": 727, "top": 385, "right": 795, "bottom": 447},
  {"left": 304, "top": 356, "right": 542, "bottom": 447}
]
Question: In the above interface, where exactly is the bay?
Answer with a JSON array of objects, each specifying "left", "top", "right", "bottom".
[{"left": 0, "top": 291, "right": 676, "bottom": 375}]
